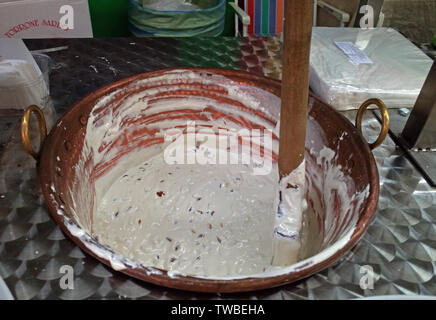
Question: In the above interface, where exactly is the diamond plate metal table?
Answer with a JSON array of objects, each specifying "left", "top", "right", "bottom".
[{"left": 0, "top": 38, "right": 435, "bottom": 300}]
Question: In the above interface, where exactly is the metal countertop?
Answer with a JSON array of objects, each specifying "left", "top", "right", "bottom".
[{"left": 0, "top": 37, "right": 435, "bottom": 300}]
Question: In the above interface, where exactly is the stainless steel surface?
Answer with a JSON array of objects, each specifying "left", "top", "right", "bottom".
[
  {"left": 0, "top": 38, "right": 435, "bottom": 299},
  {"left": 0, "top": 276, "right": 14, "bottom": 300},
  {"left": 401, "top": 61, "right": 436, "bottom": 149},
  {"left": 377, "top": 108, "right": 436, "bottom": 187},
  {"left": 406, "top": 151, "right": 436, "bottom": 188}
]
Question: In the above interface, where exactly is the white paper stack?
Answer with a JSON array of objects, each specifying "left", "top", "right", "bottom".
[{"left": 309, "top": 27, "right": 433, "bottom": 110}]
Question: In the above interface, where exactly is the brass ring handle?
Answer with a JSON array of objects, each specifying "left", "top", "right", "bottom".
[
  {"left": 21, "top": 105, "right": 47, "bottom": 160},
  {"left": 355, "top": 98, "right": 390, "bottom": 150}
]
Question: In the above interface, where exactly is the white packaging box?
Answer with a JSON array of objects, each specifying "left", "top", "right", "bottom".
[
  {"left": 0, "top": 0, "right": 93, "bottom": 38},
  {"left": 309, "top": 27, "right": 433, "bottom": 110}
]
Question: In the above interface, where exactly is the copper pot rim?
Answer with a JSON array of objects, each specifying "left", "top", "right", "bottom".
[{"left": 37, "top": 67, "right": 379, "bottom": 293}]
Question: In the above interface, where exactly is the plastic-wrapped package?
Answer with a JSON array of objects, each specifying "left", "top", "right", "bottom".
[
  {"left": 0, "top": 59, "right": 48, "bottom": 110},
  {"left": 309, "top": 27, "right": 433, "bottom": 110},
  {"left": 0, "top": 39, "right": 57, "bottom": 131}
]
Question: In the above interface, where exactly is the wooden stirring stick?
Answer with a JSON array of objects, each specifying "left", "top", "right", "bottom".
[
  {"left": 272, "top": 0, "right": 314, "bottom": 266},
  {"left": 279, "top": 0, "right": 314, "bottom": 178}
]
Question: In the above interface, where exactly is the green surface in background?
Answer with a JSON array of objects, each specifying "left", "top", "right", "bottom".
[
  {"left": 262, "top": 0, "right": 269, "bottom": 36},
  {"left": 88, "top": 0, "right": 130, "bottom": 37},
  {"left": 222, "top": 0, "right": 236, "bottom": 37}
]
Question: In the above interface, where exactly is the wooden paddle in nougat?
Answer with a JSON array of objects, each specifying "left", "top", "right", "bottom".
[
  {"left": 273, "top": 0, "right": 314, "bottom": 266},
  {"left": 279, "top": 0, "right": 313, "bottom": 177}
]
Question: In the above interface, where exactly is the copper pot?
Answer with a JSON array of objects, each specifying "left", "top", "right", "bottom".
[{"left": 21, "top": 68, "right": 389, "bottom": 293}]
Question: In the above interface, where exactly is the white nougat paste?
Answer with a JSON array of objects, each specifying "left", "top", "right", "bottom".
[
  {"left": 62, "top": 70, "right": 367, "bottom": 279},
  {"left": 81, "top": 70, "right": 305, "bottom": 277},
  {"left": 93, "top": 151, "right": 282, "bottom": 277}
]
